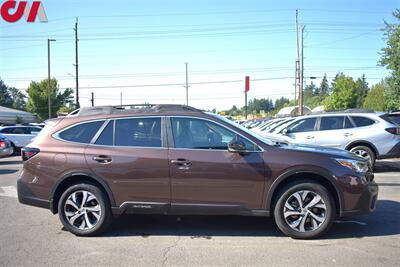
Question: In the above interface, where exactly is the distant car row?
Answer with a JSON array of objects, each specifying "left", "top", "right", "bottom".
[
  {"left": 241, "top": 111, "right": 400, "bottom": 166},
  {"left": 0, "top": 125, "right": 43, "bottom": 158}
]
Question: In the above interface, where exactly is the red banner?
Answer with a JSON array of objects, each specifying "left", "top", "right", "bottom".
[{"left": 245, "top": 76, "right": 250, "bottom": 92}]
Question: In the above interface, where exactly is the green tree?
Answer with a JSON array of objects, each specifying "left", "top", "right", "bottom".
[
  {"left": 26, "top": 78, "right": 74, "bottom": 121},
  {"left": 274, "top": 97, "right": 290, "bottom": 110},
  {"left": 355, "top": 74, "right": 369, "bottom": 108},
  {"left": 0, "top": 79, "right": 13, "bottom": 107},
  {"left": 319, "top": 74, "right": 330, "bottom": 99},
  {"left": 363, "top": 81, "right": 386, "bottom": 111},
  {"left": 8, "top": 87, "right": 26, "bottom": 110},
  {"left": 324, "top": 74, "right": 358, "bottom": 111},
  {"left": 303, "top": 82, "right": 319, "bottom": 108},
  {"left": 379, "top": 9, "right": 400, "bottom": 110}
]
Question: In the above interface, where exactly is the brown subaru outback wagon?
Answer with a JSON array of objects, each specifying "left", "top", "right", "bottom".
[{"left": 18, "top": 105, "right": 378, "bottom": 239}]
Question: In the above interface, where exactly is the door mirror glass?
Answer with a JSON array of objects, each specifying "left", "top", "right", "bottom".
[{"left": 228, "top": 140, "right": 246, "bottom": 153}]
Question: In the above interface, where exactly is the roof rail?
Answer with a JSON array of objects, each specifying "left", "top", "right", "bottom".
[{"left": 67, "top": 104, "right": 203, "bottom": 117}]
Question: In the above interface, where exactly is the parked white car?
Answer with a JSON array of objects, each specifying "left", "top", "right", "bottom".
[
  {"left": 261, "top": 112, "right": 400, "bottom": 166},
  {"left": 0, "top": 126, "right": 42, "bottom": 149}
]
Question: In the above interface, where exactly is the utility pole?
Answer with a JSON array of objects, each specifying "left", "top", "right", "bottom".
[
  {"left": 47, "top": 38, "right": 56, "bottom": 119},
  {"left": 299, "top": 25, "right": 305, "bottom": 116},
  {"left": 90, "top": 92, "right": 94, "bottom": 107},
  {"left": 184, "top": 62, "right": 189, "bottom": 105},
  {"left": 295, "top": 10, "right": 300, "bottom": 116},
  {"left": 74, "top": 17, "right": 80, "bottom": 109}
]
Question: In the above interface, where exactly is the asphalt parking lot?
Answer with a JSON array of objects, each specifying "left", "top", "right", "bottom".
[{"left": 0, "top": 156, "right": 399, "bottom": 266}]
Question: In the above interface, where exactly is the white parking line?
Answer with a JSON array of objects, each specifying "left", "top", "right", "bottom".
[{"left": 0, "top": 186, "right": 17, "bottom": 198}]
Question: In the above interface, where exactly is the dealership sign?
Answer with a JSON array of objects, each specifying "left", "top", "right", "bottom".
[{"left": 1, "top": 0, "right": 47, "bottom": 23}]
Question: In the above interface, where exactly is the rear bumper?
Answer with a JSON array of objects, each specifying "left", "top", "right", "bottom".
[
  {"left": 0, "top": 147, "right": 13, "bottom": 158},
  {"left": 341, "top": 180, "right": 379, "bottom": 217},
  {"left": 17, "top": 179, "right": 50, "bottom": 210},
  {"left": 378, "top": 142, "right": 400, "bottom": 159}
]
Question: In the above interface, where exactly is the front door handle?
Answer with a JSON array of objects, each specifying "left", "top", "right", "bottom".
[
  {"left": 306, "top": 136, "right": 315, "bottom": 139},
  {"left": 93, "top": 155, "right": 112, "bottom": 164},
  {"left": 171, "top": 159, "right": 192, "bottom": 170},
  {"left": 343, "top": 133, "right": 353, "bottom": 137}
]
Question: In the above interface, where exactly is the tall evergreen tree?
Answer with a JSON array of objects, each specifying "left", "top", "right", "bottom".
[{"left": 379, "top": 9, "right": 400, "bottom": 110}]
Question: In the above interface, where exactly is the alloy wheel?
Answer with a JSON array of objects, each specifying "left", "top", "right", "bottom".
[
  {"left": 351, "top": 149, "right": 371, "bottom": 162},
  {"left": 283, "top": 190, "right": 327, "bottom": 232},
  {"left": 64, "top": 190, "right": 102, "bottom": 230}
]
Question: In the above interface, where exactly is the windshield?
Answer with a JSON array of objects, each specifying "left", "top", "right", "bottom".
[
  {"left": 208, "top": 113, "right": 274, "bottom": 146},
  {"left": 270, "top": 119, "right": 295, "bottom": 133}
]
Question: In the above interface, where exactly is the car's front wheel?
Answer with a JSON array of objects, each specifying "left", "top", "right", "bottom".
[
  {"left": 273, "top": 181, "right": 335, "bottom": 239},
  {"left": 58, "top": 183, "right": 112, "bottom": 236}
]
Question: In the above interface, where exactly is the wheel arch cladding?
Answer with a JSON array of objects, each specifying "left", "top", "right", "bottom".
[
  {"left": 50, "top": 173, "right": 116, "bottom": 214},
  {"left": 268, "top": 172, "right": 342, "bottom": 216}
]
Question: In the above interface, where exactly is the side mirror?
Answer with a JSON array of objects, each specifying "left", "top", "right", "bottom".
[
  {"left": 282, "top": 128, "right": 288, "bottom": 135},
  {"left": 228, "top": 140, "right": 246, "bottom": 153}
]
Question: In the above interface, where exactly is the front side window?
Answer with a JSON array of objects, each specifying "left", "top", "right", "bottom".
[
  {"left": 58, "top": 121, "right": 104, "bottom": 143},
  {"left": 171, "top": 117, "right": 258, "bottom": 151},
  {"left": 287, "top": 118, "right": 317, "bottom": 133},
  {"left": 319, "top": 116, "right": 345, "bottom": 131},
  {"left": 115, "top": 117, "right": 161, "bottom": 147},
  {"left": 95, "top": 121, "right": 114, "bottom": 146}
]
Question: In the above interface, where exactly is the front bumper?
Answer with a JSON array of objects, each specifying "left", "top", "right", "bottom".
[
  {"left": 341, "top": 177, "right": 379, "bottom": 217},
  {"left": 17, "top": 179, "right": 50, "bottom": 210}
]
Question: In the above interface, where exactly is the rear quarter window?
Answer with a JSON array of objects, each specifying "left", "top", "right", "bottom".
[
  {"left": 380, "top": 114, "right": 400, "bottom": 126},
  {"left": 350, "top": 116, "right": 376, "bottom": 127},
  {"left": 58, "top": 121, "right": 104, "bottom": 143}
]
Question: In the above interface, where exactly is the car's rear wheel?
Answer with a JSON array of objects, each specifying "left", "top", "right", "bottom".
[
  {"left": 349, "top": 145, "right": 375, "bottom": 166},
  {"left": 58, "top": 183, "right": 112, "bottom": 236},
  {"left": 273, "top": 181, "right": 335, "bottom": 239}
]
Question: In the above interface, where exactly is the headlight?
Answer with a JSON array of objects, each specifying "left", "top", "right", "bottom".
[{"left": 334, "top": 158, "right": 369, "bottom": 173}]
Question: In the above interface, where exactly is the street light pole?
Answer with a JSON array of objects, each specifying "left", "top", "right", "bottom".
[
  {"left": 184, "top": 62, "right": 189, "bottom": 106},
  {"left": 47, "top": 38, "right": 56, "bottom": 119}
]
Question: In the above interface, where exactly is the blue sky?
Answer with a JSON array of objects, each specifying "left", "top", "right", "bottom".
[{"left": 0, "top": 0, "right": 399, "bottom": 110}]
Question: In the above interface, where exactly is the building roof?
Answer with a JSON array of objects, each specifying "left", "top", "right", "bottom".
[{"left": 0, "top": 106, "right": 37, "bottom": 124}]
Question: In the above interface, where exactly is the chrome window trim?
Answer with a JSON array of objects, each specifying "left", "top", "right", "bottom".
[{"left": 168, "top": 115, "right": 264, "bottom": 152}]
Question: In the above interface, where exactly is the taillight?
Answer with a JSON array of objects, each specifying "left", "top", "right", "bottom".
[
  {"left": 0, "top": 141, "right": 5, "bottom": 148},
  {"left": 21, "top": 147, "right": 40, "bottom": 161},
  {"left": 385, "top": 127, "right": 400, "bottom": 135}
]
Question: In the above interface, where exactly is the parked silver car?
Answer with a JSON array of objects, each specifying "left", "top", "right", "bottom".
[
  {"left": 0, "top": 126, "right": 42, "bottom": 150},
  {"left": 262, "top": 112, "right": 400, "bottom": 165},
  {"left": 0, "top": 133, "right": 14, "bottom": 158}
]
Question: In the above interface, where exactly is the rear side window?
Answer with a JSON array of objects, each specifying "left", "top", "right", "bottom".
[
  {"left": 0, "top": 127, "right": 27, "bottom": 134},
  {"left": 58, "top": 121, "right": 104, "bottom": 143},
  {"left": 351, "top": 116, "right": 375, "bottom": 127},
  {"left": 344, "top": 117, "right": 354, "bottom": 129},
  {"left": 115, "top": 117, "right": 161, "bottom": 147},
  {"left": 287, "top": 118, "right": 317, "bottom": 133},
  {"left": 319, "top": 116, "right": 345, "bottom": 131}
]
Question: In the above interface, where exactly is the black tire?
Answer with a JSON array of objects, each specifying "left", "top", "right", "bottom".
[
  {"left": 349, "top": 145, "right": 376, "bottom": 166},
  {"left": 58, "top": 183, "right": 112, "bottom": 236},
  {"left": 273, "top": 181, "right": 335, "bottom": 239}
]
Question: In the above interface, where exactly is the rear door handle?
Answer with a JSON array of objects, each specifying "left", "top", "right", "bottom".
[
  {"left": 306, "top": 136, "right": 314, "bottom": 139},
  {"left": 343, "top": 133, "right": 353, "bottom": 137},
  {"left": 93, "top": 155, "right": 112, "bottom": 164},
  {"left": 171, "top": 159, "right": 192, "bottom": 170}
]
